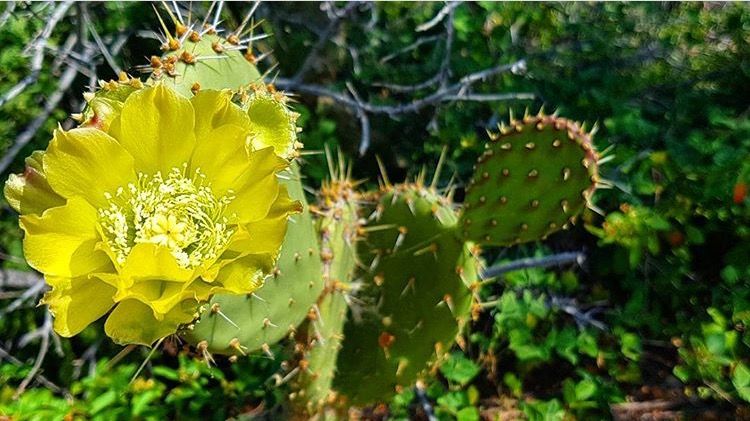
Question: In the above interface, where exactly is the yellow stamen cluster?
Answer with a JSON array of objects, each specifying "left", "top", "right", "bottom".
[{"left": 99, "top": 165, "right": 235, "bottom": 268}]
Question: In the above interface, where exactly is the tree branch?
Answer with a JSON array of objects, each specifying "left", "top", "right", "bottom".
[{"left": 481, "top": 251, "right": 585, "bottom": 279}]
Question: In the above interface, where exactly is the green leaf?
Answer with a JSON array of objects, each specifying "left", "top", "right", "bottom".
[
  {"left": 620, "top": 332, "right": 642, "bottom": 361},
  {"left": 504, "top": 372, "right": 523, "bottom": 398},
  {"left": 522, "top": 399, "right": 565, "bottom": 421},
  {"left": 733, "top": 363, "right": 750, "bottom": 402},
  {"left": 131, "top": 389, "right": 161, "bottom": 416},
  {"left": 575, "top": 378, "right": 598, "bottom": 401},
  {"left": 577, "top": 331, "right": 599, "bottom": 358},
  {"left": 437, "top": 391, "right": 469, "bottom": 412},
  {"left": 440, "top": 353, "right": 481, "bottom": 386},
  {"left": 456, "top": 406, "right": 480, "bottom": 421},
  {"left": 88, "top": 390, "right": 117, "bottom": 415}
]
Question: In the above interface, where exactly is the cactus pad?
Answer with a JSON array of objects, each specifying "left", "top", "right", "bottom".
[
  {"left": 151, "top": 31, "right": 262, "bottom": 98},
  {"left": 461, "top": 112, "right": 599, "bottom": 246},
  {"left": 333, "top": 185, "right": 476, "bottom": 405}
]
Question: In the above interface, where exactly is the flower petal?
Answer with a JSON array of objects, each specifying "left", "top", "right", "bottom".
[
  {"left": 189, "top": 124, "right": 251, "bottom": 196},
  {"left": 4, "top": 151, "right": 66, "bottom": 216},
  {"left": 109, "top": 242, "right": 194, "bottom": 289},
  {"left": 246, "top": 91, "right": 298, "bottom": 159},
  {"left": 109, "top": 84, "right": 196, "bottom": 175},
  {"left": 43, "top": 128, "right": 136, "bottom": 209},
  {"left": 20, "top": 196, "right": 112, "bottom": 278},
  {"left": 104, "top": 298, "right": 197, "bottom": 346},
  {"left": 190, "top": 90, "right": 251, "bottom": 140},
  {"left": 227, "top": 185, "right": 301, "bottom": 256},
  {"left": 41, "top": 275, "right": 116, "bottom": 337},
  {"left": 225, "top": 147, "right": 289, "bottom": 223},
  {"left": 117, "top": 280, "right": 193, "bottom": 318},
  {"left": 212, "top": 254, "right": 270, "bottom": 294},
  {"left": 99, "top": 242, "right": 196, "bottom": 317}
]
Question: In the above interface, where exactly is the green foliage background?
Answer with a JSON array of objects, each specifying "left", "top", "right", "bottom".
[{"left": 1, "top": 2, "right": 749, "bottom": 419}]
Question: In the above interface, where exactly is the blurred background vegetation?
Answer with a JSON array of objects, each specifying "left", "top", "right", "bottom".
[{"left": 1, "top": 2, "right": 749, "bottom": 420}]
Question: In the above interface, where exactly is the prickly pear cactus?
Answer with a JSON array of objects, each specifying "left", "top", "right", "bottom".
[
  {"left": 290, "top": 157, "right": 361, "bottom": 416},
  {"left": 461, "top": 110, "right": 599, "bottom": 246},
  {"left": 333, "top": 184, "right": 476, "bottom": 406},
  {"left": 184, "top": 164, "right": 324, "bottom": 355},
  {"left": 63, "top": 3, "right": 606, "bottom": 411}
]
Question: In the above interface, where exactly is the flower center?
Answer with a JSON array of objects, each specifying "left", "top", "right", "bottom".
[{"left": 98, "top": 166, "right": 234, "bottom": 268}]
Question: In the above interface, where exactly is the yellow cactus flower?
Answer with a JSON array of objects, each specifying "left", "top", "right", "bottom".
[{"left": 4, "top": 84, "right": 300, "bottom": 346}]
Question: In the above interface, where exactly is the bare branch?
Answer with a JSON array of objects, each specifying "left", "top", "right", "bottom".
[
  {"left": 0, "top": 345, "right": 64, "bottom": 395},
  {"left": 0, "top": 5, "right": 102, "bottom": 174},
  {"left": 0, "top": 269, "right": 43, "bottom": 289},
  {"left": 277, "top": 60, "right": 528, "bottom": 115},
  {"left": 82, "top": 4, "right": 122, "bottom": 75},
  {"left": 415, "top": 1, "right": 461, "bottom": 32},
  {"left": 346, "top": 82, "right": 372, "bottom": 156},
  {"left": 0, "top": 52, "right": 86, "bottom": 173},
  {"left": 443, "top": 92, "right": 536, "bottom": 102},
  {"left": 0, "top": 2, "right": 16, "bottom": 29},
  {"left": 275, "top": 56, "right": 530, "bottom": 154},
  {"left": 290, "top": 1, "right": 361, "bottom": 82},
  {"left": 14, "top": 312, "right": 54, "bottom": 398},
  {"left": 1, "top": 280, "right": 46, "bottom": 315},
  {"left": 0, "top": 1, "right": 74, "bottom": 108},
  {"left": 378, "top": 34, "right": 441, "bottom": 64},
  {"left": 548, "top": 294, "right": 608, "bottom": 331},
  {"left": 414, "top": 382, "right": 438, "bottom": 421},
  {"left": 481, "top": 251, "right": 585, "bottom": 279}
]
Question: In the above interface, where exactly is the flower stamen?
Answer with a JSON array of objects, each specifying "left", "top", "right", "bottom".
[{"left": 99, "top": 166, "right": 234, "bottom": 268}]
